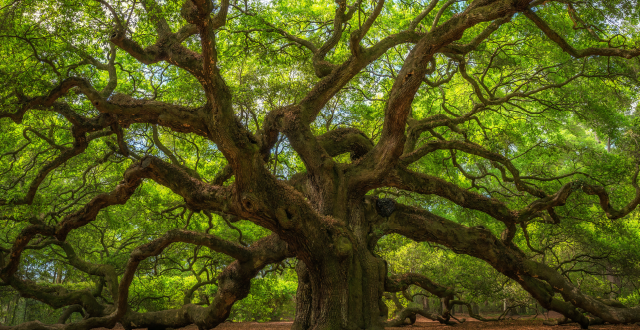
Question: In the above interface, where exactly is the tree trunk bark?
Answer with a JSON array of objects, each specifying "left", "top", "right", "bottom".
[
  {"left": 291, "top": 202, "right": 389, "bottom": 330},
  {"left": 292, "top": 263, "right": 313, "bottom": 330},
  {"left": 292, "top": 248, "right": 388, "bottom": 330}
]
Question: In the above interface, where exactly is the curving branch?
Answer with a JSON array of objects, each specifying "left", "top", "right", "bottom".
[
  {"left": 384, "top": 307, "right": 453, "bottom": 326},
  {"left": 408, "top": 0, "right": 440, "bottom": 31},
  {"left": 388, "top": 166, "right": 518, "bottom": 225},
  {"left": 57, "top": 305, "right": 85, "bottom": 324},
  {"left": 350, "top": 0, "right": 528, "bottom": 194},
  {"left": 400, "top": 139, "right": 547, "bottom": 197},
  {"left": 108, "top": 0, "right": 205, "bottom": 78},
  {"left": 349, "top": 0, "right": 385, "bottom": 58},
  {"left": 53, "top": 240, "right": 120, "bottom": 306},
  {"left": 5, "top": 275, "right": 107, "bottom": 318},
  {"left": 1, "top": 156, "right": 234, "bottom": 282},
  {"left": 580, "top": 167, "right": 640, "bottom": 219},
  {"left": 385, "top": 272, "right": 454, "bottom": 299},
  {"left": 183, "top": 279, "right": 216, "bottom": 305},
  {"left": 2, "top": 77, "right": 210, "bottom": 137},
  {"left": 0, "top": 120, "right": 117, "bottom": 207},
  {"left": 403, "top": 108, "right": 485, "bottom": 155},
  {"left": 236, "top": 0, "right": 358, "bottom": 78},
  {"left": 383, "top": 272, "right": 460, "bottom": 326},
  {"left": 117, "top": 234, "right": 292, "bottom": 330},
  {"left": 152, "top": 125, "right": 202, "bottom": 179},
  {"left": 317, "top": 127, "right": 374, "bottom": 159},
  {"left": 384, "top": 202, "right": 640, "bottom": 327},
  {"left": 257, "top": 2, "right": 517, "bottom": 169},
  {"left": 456, "top": 57, "right": 585, "bottom": 107},
  {"left": 390, "top": 161, "right": 640, "bottom": 230},
  {"left": 524, "top": 9, "right": 640, "bottom": 59}
]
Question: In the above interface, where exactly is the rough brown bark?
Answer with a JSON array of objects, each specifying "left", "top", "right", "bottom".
[{"left": 3, "top": 1, "right": 640, "bottom": 330}]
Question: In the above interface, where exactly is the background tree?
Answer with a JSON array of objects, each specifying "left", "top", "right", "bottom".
[{"left": 1, "top": 0, "right": 640, "bottom": 330}]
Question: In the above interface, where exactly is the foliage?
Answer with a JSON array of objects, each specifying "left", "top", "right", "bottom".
[{"left": 1, "top": 0, "right": 640, "bottom": 329}]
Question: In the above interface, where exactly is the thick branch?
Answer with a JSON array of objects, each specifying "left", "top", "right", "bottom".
[
  {"left": 351, "top": 0, "right": 529, "bottom": 193},
  {"left": 385, "top": 203, "right": 640, "bottom": 326},
  {"left": 524, "top": 10, "right": 640, "bottom": 59},
  {"left": 317, "top": 127, "right": 374, "bottom": 159},
  {"left": 1, "top": 156, "right": 233, "bottom": 282},
  {"left": 385, "top": 272, "right": 454, "bottom": 299},
  {"left": 118, "top": 234, "right": 292, "bottom": 330}
]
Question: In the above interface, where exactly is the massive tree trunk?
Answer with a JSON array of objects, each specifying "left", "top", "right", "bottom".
[
  {"left": 292, "top": 246, "right": 387, "bottom": 330},
  {"left": 4, "top": 1, "right": 640, "bottom": 330},
  {"left": 287, "top": 189, "right": 389, "bottom": 330}
]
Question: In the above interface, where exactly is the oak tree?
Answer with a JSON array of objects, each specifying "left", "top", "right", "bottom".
[{"left": 1, "top": 0, "right": 640, "bottom": 329}]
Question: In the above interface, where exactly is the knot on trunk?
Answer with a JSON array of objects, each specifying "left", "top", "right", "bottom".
[
  {"left": 334, "top": 236, "right": 352, "bottom": 257},
  {"left": 241, "top": 192, "right": 264, "bottom": 214},
  {"left": 181, "top": 0, "right": 214, "bottom": 24},
  {"left": 275, "top": 206, "right": 297, "bottom": 229},
  {"left": 375, "top": 198, "right": 396, "bottom": 218}
]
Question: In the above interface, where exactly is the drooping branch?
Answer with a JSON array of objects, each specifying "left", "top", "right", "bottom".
[
  {"left": 383, "top": 272, "right": 459, "bottom": 326},
  {"left": 385, "top": 272, "right": 454, "bottom": 299},
  {"left": 5, "top": 275, "right": 107, "bottom": 318},
  {"left": 385, "top": 203, "right": 640, "bottom": 327},
  {"left": 53, "top": 240, "right": 120, "bottom": 306},
  {"left": 1, "top": 156, "right": 234, "bottom": 282},
  {"left": 57, "top": 305, "right": 85, "bottom": 324},
  {"left": 117, "top": 234, "right": 292, "bottom": 330}
]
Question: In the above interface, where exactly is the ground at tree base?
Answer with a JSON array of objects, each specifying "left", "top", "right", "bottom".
[{"left": 92, "top": 315, "right": 640, "bottom": 330}]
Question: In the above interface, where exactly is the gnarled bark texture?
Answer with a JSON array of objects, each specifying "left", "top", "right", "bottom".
[{"left": 2, "top": 0, "right": 640, "bottom": 329}]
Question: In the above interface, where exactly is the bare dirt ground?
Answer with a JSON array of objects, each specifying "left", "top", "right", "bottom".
[
  {"left": 95, "top": 313, "right": 640, "bottom": 330},
  {"left": 196, "top": 319, "right": 640, "bottom": 330}
]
